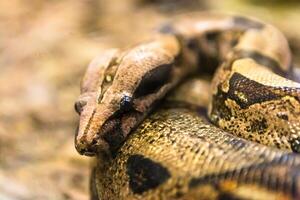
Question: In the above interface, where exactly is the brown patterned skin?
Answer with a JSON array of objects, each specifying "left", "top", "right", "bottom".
[
  {"left": 74, "top": 13, "right": 299, "bottom": 156},
  {"left": 73, "top": 12, "right": 300, "bottom": 199},
  {"left": 92, "top": 78, "right": 300, "bottom": 200},
  {"left": 93, "top": 110, "right": 300, "bottom": 200}
]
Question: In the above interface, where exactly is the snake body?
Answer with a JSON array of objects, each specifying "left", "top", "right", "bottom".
[
  {"left": 92, "top": 78, "right": 300, "bottom": 199},
  {"left": 74, "top": 13, "right": 300, "bottom": 199}
]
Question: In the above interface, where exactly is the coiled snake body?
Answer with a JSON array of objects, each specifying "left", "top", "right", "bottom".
[{"left": 74, "top": 13, "right": 300, "bottom": 199}]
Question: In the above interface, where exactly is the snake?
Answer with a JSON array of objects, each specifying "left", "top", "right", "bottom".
[{"left": 74, "top": 12, "right": 300, "bottom": 199}]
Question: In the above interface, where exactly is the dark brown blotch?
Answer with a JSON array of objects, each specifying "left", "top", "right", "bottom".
[
  {"left": 228, "top": 72, "right": 281, "bottom": 108},
  {"left": 227, "top": 72, "right": 300, "bottom": 108},
  {"left": 250, "top": 118, "right": 268, "bottom": 134},
  {"left": 126, "top": 154, "right": 171, "bottom": 194},
  {"left": 189, "top": 35, "right": 220, "bottom": 73},
  {"left": 277, "top": 113, "right": 289, "bottom": 121}
]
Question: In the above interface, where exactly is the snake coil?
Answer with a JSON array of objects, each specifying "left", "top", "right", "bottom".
[{"left": 75, "top": 13, "right": 300, "bottom": 199}]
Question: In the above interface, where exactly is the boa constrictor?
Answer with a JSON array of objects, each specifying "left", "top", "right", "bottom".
[{"left": 74, "top": 12, "right": 300, "bottom": 199}]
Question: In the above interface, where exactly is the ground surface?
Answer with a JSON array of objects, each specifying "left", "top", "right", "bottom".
[{"left": 1, "top": 0, "right": 300, "bottom": 199}]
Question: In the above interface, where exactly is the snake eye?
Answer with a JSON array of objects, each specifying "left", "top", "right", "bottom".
[
  {"left": 74, "top": 100, "right": 87, "bottom": 115},
  {"left": 120, "top": 95, "right": 133, "bottom": 113}
]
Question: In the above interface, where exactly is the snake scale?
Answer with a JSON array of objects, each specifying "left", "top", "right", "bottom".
[{"left": 74, "top": 13, "right": 300, "bottom": 199}]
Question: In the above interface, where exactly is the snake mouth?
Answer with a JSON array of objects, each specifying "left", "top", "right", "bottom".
[
  {"left": 74, "top": 118, "right": 110, "bottom": 156},
  {"left": 75, "top": 137, "right": 101, "bottom": 156},
  {"left": 75, "top": 117, "right": 126, "bottom": 156},
  {"left": 74, "top": 125, "right": 99, "bottom": 156},
  {"left": 77, "top": 148, "right": 97, "bottom": 156},
  {"left": 75, "top": 136, "right": 112, "bottom": 156},
  {"left": 74, "top": 101, "right": 144, "bottom": 156}
]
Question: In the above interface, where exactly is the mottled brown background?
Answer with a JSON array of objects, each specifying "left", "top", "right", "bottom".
[{"left": 1, "top": 0, "right": 300, "bottom": 199}]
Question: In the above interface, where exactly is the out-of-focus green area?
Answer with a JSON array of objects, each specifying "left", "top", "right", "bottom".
[{"left": 0, "top": 0, "right": 299, "bottom": 199}]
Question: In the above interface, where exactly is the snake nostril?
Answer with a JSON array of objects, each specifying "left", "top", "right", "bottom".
[{"left": 74, "top": 100, "right": 87, "bottom": 114}]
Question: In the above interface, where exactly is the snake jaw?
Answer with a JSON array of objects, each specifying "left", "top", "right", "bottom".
[
  {"left": 75, "top": 98, "right": 117, "bottom": 156},
  {"left": 74, "top": 90, "right": 146, "bottom": 156}
]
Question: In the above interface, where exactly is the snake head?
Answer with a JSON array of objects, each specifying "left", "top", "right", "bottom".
[{"left": 75, "top": 36, "right": 181, "bottom": 156}]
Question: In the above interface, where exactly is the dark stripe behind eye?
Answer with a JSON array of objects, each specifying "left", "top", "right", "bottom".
[{"left": 133, "top": 62, "right": 173, "bottom": 98}]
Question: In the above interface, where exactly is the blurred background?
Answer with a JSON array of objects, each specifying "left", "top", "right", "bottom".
[{"left": 0, "top": 0, "right": 300, "bottom": 199}]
